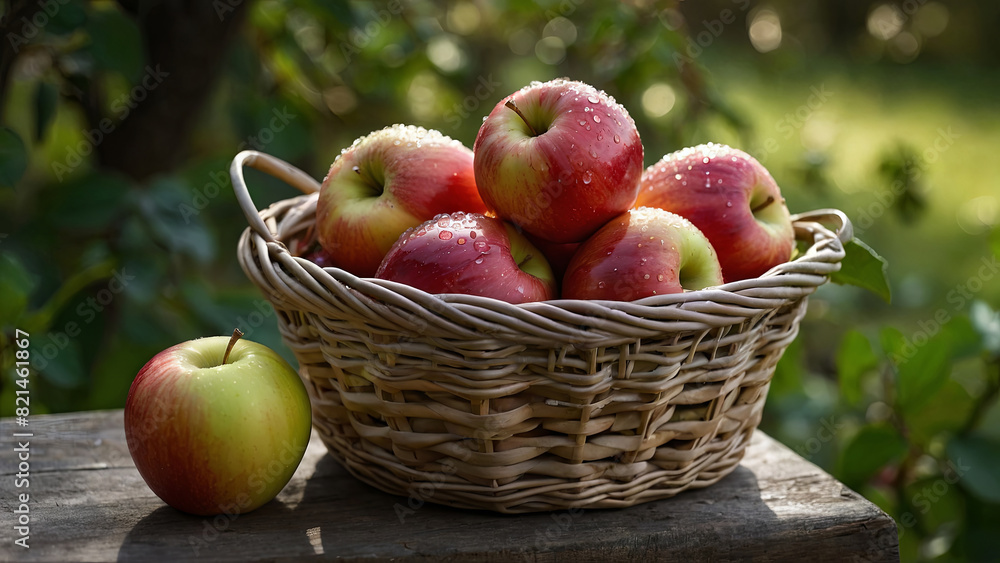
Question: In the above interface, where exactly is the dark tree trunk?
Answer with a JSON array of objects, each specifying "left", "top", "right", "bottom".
[{"left": 97, "top": 0, "right": 250, "bottom": 181}]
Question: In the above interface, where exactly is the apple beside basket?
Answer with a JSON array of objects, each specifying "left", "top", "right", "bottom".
[{"left": 231, "top": 150, "right": 851, "bottom": 514}]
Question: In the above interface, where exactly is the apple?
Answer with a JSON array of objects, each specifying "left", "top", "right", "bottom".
[
  {"left": 524, "top": 232, "right": 581, "bottom": 282},
  {"left": 124, "top": 330, "right": 312, "bottom": 516},
  {"left": 316, "top": 124, "right": 489, "bottom": 277},
  {"left": 635, "top": 143, "right": 795, "bottom": 282},
  {"left": 473, "top": 78, "right": 644, "bottom": 244},
  {"left": 374, "top": 212, "right": 557, "bottom": 304},
  {"left": 562, "top": 207, "right": 724, "bottom": 301}
]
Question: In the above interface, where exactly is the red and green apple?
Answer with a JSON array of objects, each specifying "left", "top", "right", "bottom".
[
  {"left": 124, "top": 330, "right": 312, "bottom": 516},
  {"left": 316, "top": 124, "right": 488, "bottom": 277},
  {"left": 562, "top": 207, "right": 724, "bottom": 301},
  {"left": 374, "top": 212, "right": 557, "bottom": 304},
  {"left": 473, "top": 79, "right": 643, "bottom": 244},
  {"left": 635, "top": 143, "right": 794, "bottom": 282}
]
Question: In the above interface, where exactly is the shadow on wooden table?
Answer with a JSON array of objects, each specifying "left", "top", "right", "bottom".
[{"left": 116, "top": 449, "right": 779, "bottom": 562}]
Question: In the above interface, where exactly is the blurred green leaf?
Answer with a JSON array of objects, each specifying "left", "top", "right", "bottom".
[
  {"left": 970, "top": 301, "right": 1000, "bottom": 358},
  {"left": 37, "top": 339, "right": 88, "bottom": 388},
  {"left": 896, "top": 329, "right": 953, "bottom": 415},
  {"left": 837, "top": 330, "right": 879, "bottom": 405},
  {"left": 86, "top": 8, "right": 144, "bottom": 80},
  {"left": 0, "top": 253, "right": 34, "bottom": 325},
  {"left": 838, "top": 424, "right": 908, "bottom": 488},
  {"left": 49, "top": 173, "right": 131, "bottom": 230},
  {"left": 45, "top": 0, "right": 88, "bottom": 35},
  {"left": 0, "top": 127, "right": 28, "bottom": 188},
  {"left": 947, "top": 435, "right": 1000, "bottom": 504},
  {"left": 136, "top": 178, "right": 216, "bottom": 263},
  {"left": 34, "top": 82, "right": 59, "bottom": 142},
  {"left": 831, "top": 238, "right": 891, "bottom": 303},
  {"left": 908, "top": 378, "right": 975, "bottom": 444}
]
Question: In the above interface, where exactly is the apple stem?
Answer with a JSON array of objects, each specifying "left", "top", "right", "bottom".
[
  {"left": 751, "top": 195, "right": 775, "bottom": 214},
  {"left": 504, "top": 100, "right": 538, "bottom": 136},
  {"left": 518, "top": 253, "right": 534, "bottom": 269},
  {"left": 223, "top": 328, "right": 244, "bottom": 365}
]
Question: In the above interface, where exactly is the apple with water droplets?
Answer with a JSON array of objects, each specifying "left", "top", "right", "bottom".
[
  {"left": 473, "top": 78, "right": 644, "bottom": 244},
  {"left": 374, "top": 212, "right": 557, "bottom": 304},
  {"left": 562, "top": 207, "right": 724, "bottom": 301},
  {"left": 316, "top": 124, "right": 489, "bottom": 277},
  {"left": 636, "top": 143, "right": 795, "bottom": 282}
]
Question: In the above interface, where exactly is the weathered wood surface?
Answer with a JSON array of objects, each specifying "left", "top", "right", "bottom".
[{"left": 0, "top": 410, "right": 898, "bottom": 562}]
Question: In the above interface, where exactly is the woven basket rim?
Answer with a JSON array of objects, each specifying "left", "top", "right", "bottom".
[{"left": 230, "top": 150, "right": 850, "bottom": 335}]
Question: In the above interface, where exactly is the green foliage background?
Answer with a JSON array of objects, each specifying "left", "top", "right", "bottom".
[{"left": 2, "top": 0, "right": 999, "bottom": 559}]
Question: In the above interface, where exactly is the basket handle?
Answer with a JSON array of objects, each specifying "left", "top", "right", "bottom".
[
  {"left": 790, "top": 208, "right": 853, "bottom": 245},
  {"left": 230, "top": 150, "right": 322, "bottom": 243}
]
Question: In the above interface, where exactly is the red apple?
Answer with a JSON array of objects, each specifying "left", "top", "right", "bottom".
[
  {"left": 524, "top": 232, "right": 580, "bottom": 281},
  {"left": 473, "top": 78, "right": 643, "bottom": 244},
  {"left": 125, "top": 330, "right": 312, "bottom": 516},
  {"left": 562, "top": 207, "right": 724, "bottom": 301},
  {"left": 635, "top": 143, "right": 794, "bottom": 282},
  {"left": 316, "top": 124, "right": 489, "bottom": 277},
  {"left": 374, "top": 212, "right": 557, "bottom": 304}
]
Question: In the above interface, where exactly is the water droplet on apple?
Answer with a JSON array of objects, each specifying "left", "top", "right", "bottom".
[
  {"left": 702, "top": 157, "right": 710, "bottom": 164},
  {"left": 439, "top": 230, "right": 453, "bottom": 240},
  {"left": 726, "top": 201, "right": 733, "bottom": 207},
  {"left": 589, "top": 148, "right": 598, "bottom": 158},
  {"left": 657, "top": 274, "right": 664, "bottom": 282},
  {"left": 474, "top": 240, "right": 489, "bottom": 252},
  {"left": 593, "top": 115, "right": 601, "bottom": 123},
  {"left": 474, "top": 257, "right": 485, "bottom": 264},
  {"left": 457, "top": 237, "right": 466, "bottom": 245},
  {"left": 674, "top": 173, "right": 682, "bottom": 180},
  {"left": 587, "top": 95, "right": 600, "bottom": 104},
  {"left": 687, "top": 165, "right": 693, "bottom": 171},
  {"left": 469, "top": 231, "right": 477, "bottom": 239},
  {"left": 643, "top": 274, "right": 650, "bottom": 280},
  {"left": 597, "top": 281, "right": 607, "bottom": 289},
  {"left": 613, "top": 135, "right": 620, "bottom": 144},
  {"left": 579, "top": 120, "right": 587, "bottom": 126},
  {"left": 585, "top": 124, "right": 591, "bottom": 131},
  {"left": 597, "top": 133, "right": 603, "bottom": 141},
  {"left": 582, "top": 170, "right": 593, "bottom": 184},
  {"left": 393, "top": 140, "right": 401, "bottom": 146}
]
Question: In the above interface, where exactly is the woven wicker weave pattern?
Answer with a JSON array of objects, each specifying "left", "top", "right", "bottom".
[{"left": 232, "top": 151, "right": 849, "bottom": 513}]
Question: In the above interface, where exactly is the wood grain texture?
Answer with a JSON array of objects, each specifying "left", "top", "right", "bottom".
[{"left": 0, "top": 410, "right": 898, "bottom": 562}]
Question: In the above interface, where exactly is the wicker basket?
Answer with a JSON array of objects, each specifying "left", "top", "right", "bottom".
[{"left": 231, "top": 150, "right": 851, "bottom": 513}]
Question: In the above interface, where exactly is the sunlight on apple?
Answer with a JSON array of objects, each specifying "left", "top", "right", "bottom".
[
  {"left": 641, "top": 83, "right": 677, "bottom": 119},
  {"left": 748, "top": 9, "right": 782, "bottom": 53},
  {"left": 867, "top": 4, "right": 905, "bottom": 41}
]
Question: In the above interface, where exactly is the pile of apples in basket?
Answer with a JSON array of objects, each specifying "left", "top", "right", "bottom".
[{"left": 302, "top": 77, "right": 796, "bottom": 302}]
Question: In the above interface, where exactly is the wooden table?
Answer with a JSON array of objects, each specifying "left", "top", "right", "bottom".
[{"left": 1, "top": 410, "right": 898, "bottom": 562}]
